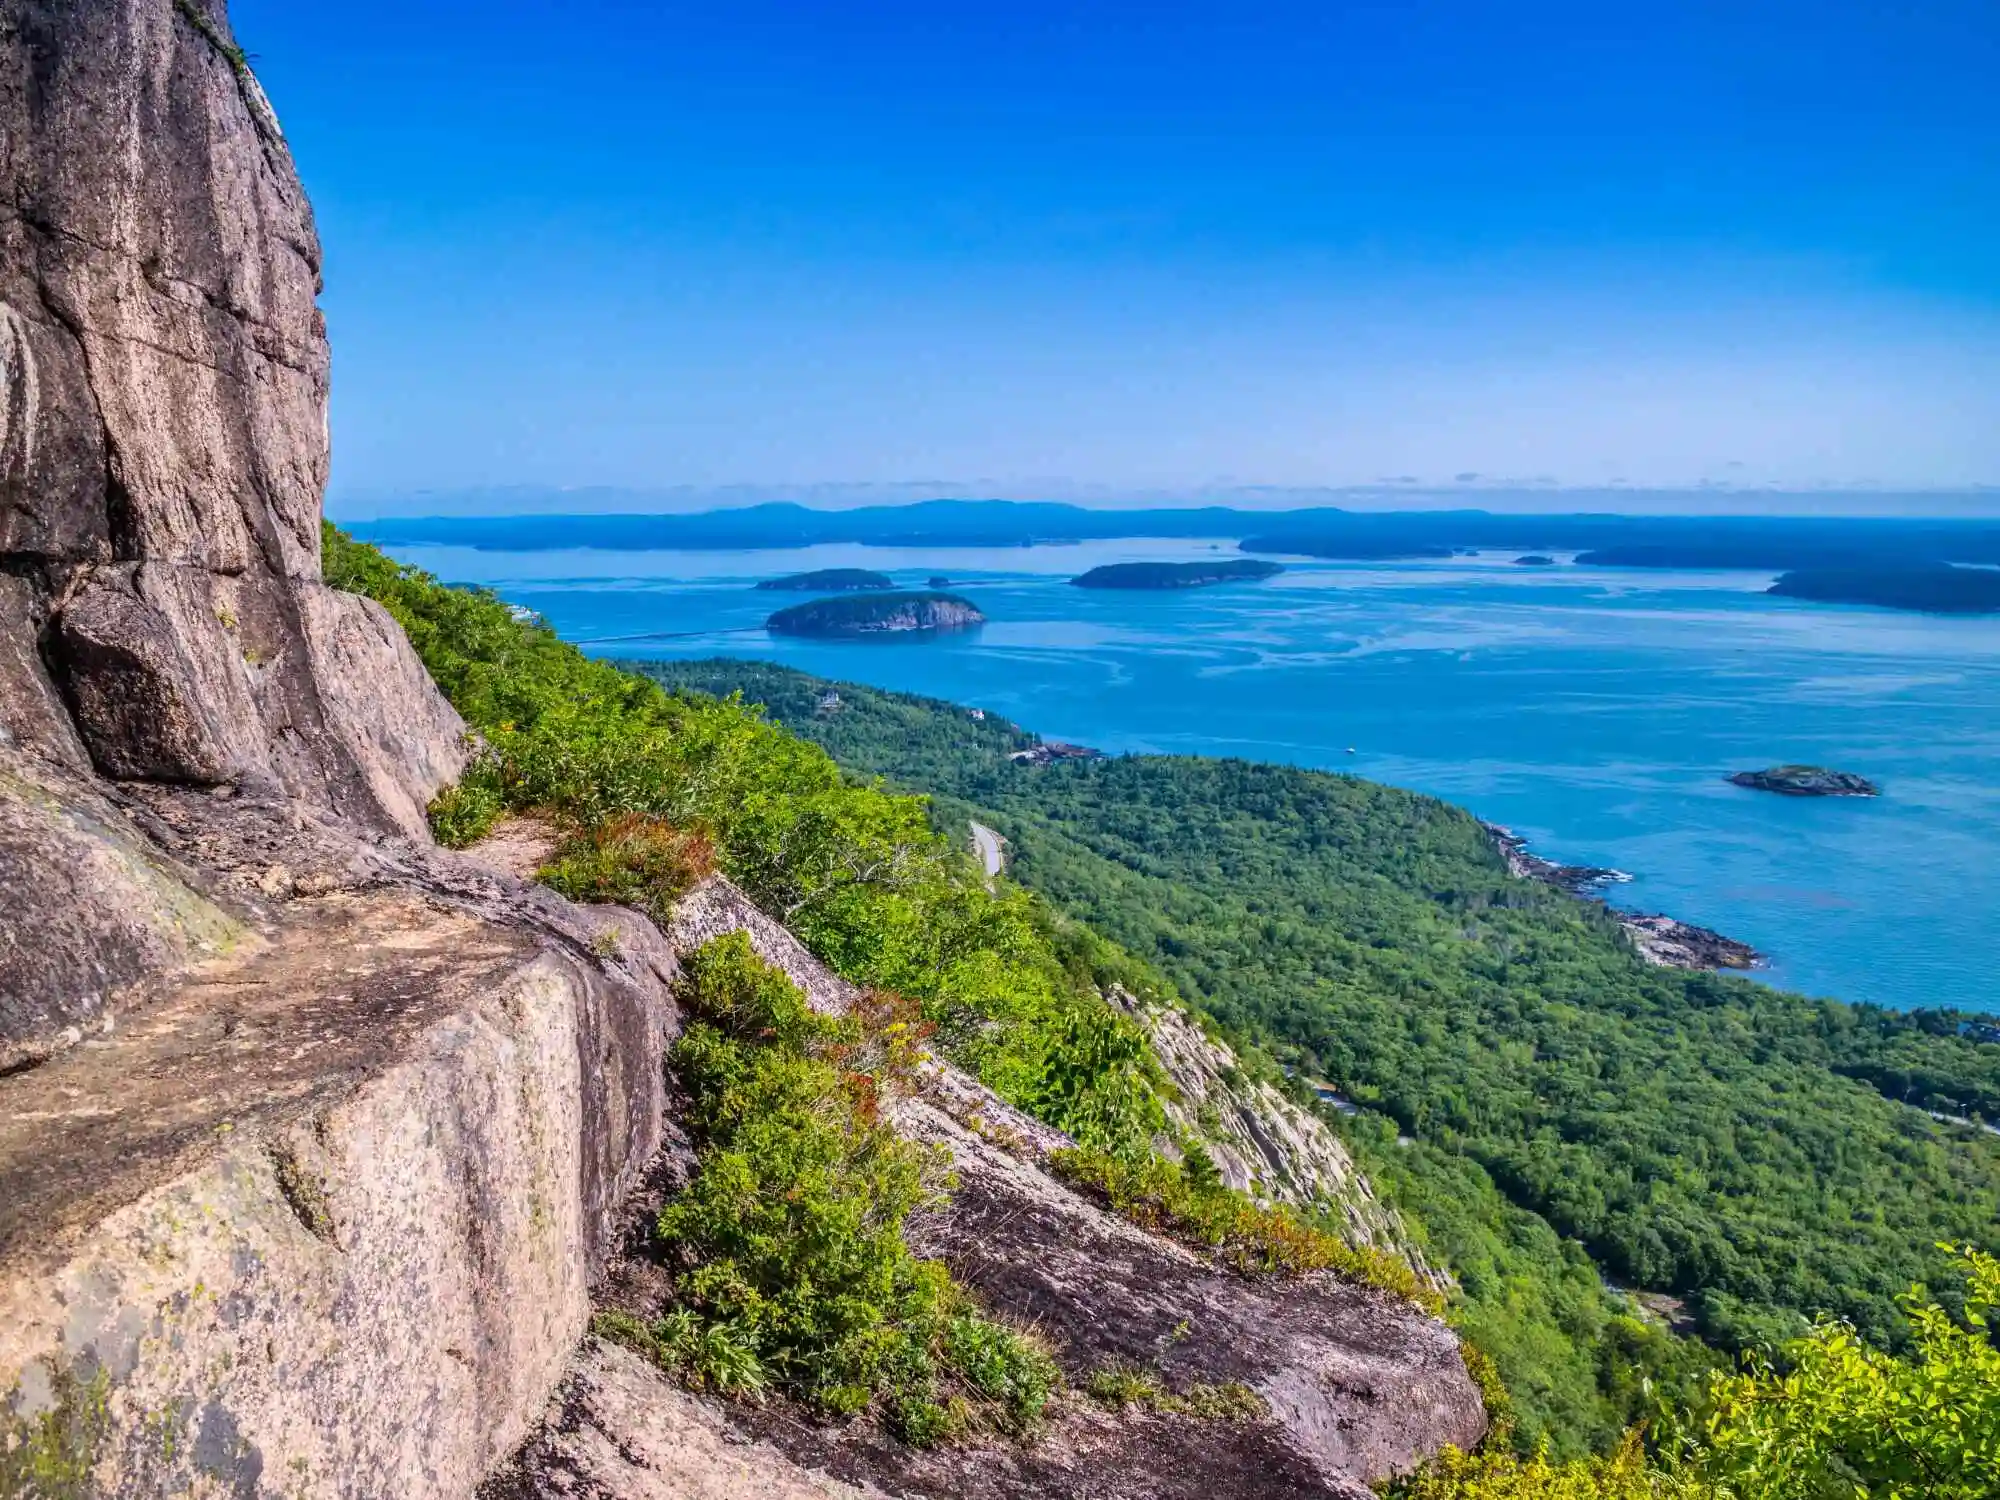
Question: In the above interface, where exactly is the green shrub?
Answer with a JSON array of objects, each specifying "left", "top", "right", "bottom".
[
  {"left": 1391, "top": 1431, "right": 1665, "bottom": 1500},
  {"left": 538, "top": 812, "right": 716, "bottom": 922},
  {"left": 0, "top": 1361, "right": 111, "bottom": 1500},
  {"left": 1396, "top": 1245, "right": 2000, "bottom": 1498},
  {"left": 1684, "top": 1242, "right": 2000, "bottom": 1499},
  {"left": 625, "top": 933, "right": 1058, "bottom": 1440}
]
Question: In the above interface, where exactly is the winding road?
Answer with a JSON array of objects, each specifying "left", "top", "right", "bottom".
[{"left": 969, "top": 821, "right": 1006, "bottom": 879}]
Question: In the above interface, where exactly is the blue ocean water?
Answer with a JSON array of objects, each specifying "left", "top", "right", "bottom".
[{"left": 379, "top": 536, "right": 2000, "bottom": 1016}]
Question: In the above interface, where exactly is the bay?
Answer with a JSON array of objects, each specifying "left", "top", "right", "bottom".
[{"left": 377, "top": 535, "right": 2000, "bottom": 1015}]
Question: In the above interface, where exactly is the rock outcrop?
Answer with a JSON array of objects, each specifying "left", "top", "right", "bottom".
[
  {"left": 1727, "top": 765, "right": 1879, "bottom": 797},
  {"left": 0, "top": 5, "right": 1485, "bottom": 1495},
  {"left": 1109, "top": 990, "right": 1441, "bottom": 1285},
  {"left": 0, "top": 794, "right": 685, "bottom": 1497},
  {"left": 0, "top": 0, "right": 468, "bottom": 1067}
]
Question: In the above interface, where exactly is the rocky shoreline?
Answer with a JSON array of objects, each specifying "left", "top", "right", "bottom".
[{"left": 1478, "top": 820, "right": 1763, "bottom": 972}]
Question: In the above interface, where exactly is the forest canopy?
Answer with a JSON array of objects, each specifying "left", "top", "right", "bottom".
[{"left": 642, "top": 657, "right": 2000, "bottom": 1455}]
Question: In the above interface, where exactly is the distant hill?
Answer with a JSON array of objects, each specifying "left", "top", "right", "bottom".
[
  {"left": 754, "top": 567, "right": 894, "bottom": 591},
  {"left": 351, "top": 503, "right": 2000, "bottom": 564},
  {"left": 1768, "top": 565, "right": 2000, "bottom": 614},
  {"left": 1072, "top": 559, "right": 1283, "bottom": 589},
  {"left": 764, "top": 591, "right": 985, "bottom": 636}
]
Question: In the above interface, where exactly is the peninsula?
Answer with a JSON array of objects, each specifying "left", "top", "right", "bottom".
[
  {"left": 1729, "top": 766, "right": 1880, "bottom": 797},
  {"left": 1480, "top": 821, "right": 1761, "bottom": 971},
  {"left": 765, "top": 591, "right": 985, "bottom": 636},
  {"left": 1072, "top": 559, "right": 1283, "bottom": 589},
  {"left": 1767, "top": 565, "right": 2000, "bottom": 615},
  {"left": 754, "top": 567, "right": 895, "bottom": 591}
]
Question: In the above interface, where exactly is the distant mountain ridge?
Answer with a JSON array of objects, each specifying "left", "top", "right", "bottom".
[{"left": 354, "top": 502, "right": 2000, "bottom": 568}]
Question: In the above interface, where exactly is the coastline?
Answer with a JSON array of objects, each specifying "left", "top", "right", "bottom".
[{"left": 1478, "top": 820, "right": 1764, "bottom": 972}]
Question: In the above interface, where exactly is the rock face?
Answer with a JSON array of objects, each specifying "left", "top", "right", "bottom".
[
  {"left": 0, "top": 0, "right": 467, "bottom": 1064},
  {"left": 1108, "top": 990, "right": 1440, "bottom": 1285},
  {"left": 0, "top": 802, "right": 684, "bottom": 1498},
  {"left": 1728, "top": 765, "right": 1880, "bottom": 797}
]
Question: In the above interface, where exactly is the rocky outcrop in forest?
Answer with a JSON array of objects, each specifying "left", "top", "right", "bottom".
[
  {"left": 1107, "top": 989, "right": 1443, "bottom": 1286},
  {"left": 0, "top": 4, "right": 1482, "bottom": 1495}
]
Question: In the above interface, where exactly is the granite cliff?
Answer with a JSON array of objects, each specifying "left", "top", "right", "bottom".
[{"left": 0, "top": 5, "right": 1483, "bottom": 1495}]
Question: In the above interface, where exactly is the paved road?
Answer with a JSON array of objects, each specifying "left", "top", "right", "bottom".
[{"left": 969, "top": 821, "right": 1006, "bottom": 879}]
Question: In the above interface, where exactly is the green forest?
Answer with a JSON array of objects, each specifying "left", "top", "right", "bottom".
[{"left": 640, "top": 658, "right": 2000, "bottom": 1455}]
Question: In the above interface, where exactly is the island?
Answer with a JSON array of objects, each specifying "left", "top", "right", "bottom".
[
  {"left": 927, "top": 575, "right": 952, "bottom": 587},
  {"left": 1767, "top": 565, "right": 2000, "bottom": 615},
  {"left": 1236, "top": 536, "right": 1455, "bottom": 561},
  {"left": 1071, "top": 559, "right": 1283, "bottom": 589},
  {"left": 765, "top": 591, "right": 985, "bottom": 637},
  {"left": 1513, "top": 554, "right": 1557, "bottom": 566},
  {"left": 1728, "top": 766, "right": 1879, "bottom": 798},
  {"left": 754, "top": 568, "right": 895, "bottom": 592}
]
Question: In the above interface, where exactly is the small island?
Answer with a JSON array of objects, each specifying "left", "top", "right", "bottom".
[
  {"left": 1513, "top": 554, "right": 1557, "bottom": 567},
  {"left": 1072, "top": 559, "right": 1283, "bottom": 590},
  {"left": 765, "top": 591, "right": 985, "bottom": 637},
  {"left": 1767, "top": 565, "right": 2000, "bottom": 615},
  {"left": 754, "top": 568, "right": 896, "bottom": 592},
  {"left": 927, "top": 575, "right": 952, "bottom": 587},
  {"left": 1728, "top": 766, "right": 1879, "bottom": 798}
]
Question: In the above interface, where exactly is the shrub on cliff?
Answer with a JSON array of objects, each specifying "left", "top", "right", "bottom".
[{"left": 604, "top": 933, "right": 1057, "bottom": 1441}]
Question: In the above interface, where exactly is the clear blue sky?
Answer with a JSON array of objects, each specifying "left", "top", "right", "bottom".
[{"left": 233, "top": 0, "right": 2000, "bottom": 506}]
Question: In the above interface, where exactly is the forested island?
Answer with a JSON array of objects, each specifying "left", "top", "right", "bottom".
[
  {"left": 1768, "top": 564, "right": 2000, "bottom": 614},
  {"left": 1729, "top": 766, "right": 1880, "bottom": 797},
  {"left": 1071, "top": 559, "right": 1283, "bottom": 589},
  {"left": 754, "top": 567, "right": 895, "bottom": 591},
  {"left": 1513, "top": 554, "right": 1557, "bottom": 566},
  {"left": 1239, "top": 536, "right": 1455, "bottom": 560},
  {"left": 639, "top": 657, "right": 2000, "bottom": 1458},
  {"left": 764, "top": 590, "right": 985, "bottom": 636}
]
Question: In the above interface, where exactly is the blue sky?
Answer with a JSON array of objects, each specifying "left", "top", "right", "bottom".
[{"left": 233, "top": 0, "right": 2000, "bottom": 507}]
